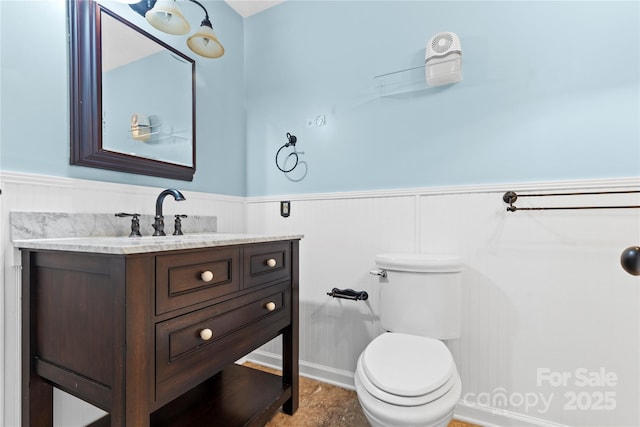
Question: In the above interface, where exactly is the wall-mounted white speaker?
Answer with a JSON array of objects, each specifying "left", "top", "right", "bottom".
[{"left": 425, "top": 32, "right": 462, "bottom": 86}]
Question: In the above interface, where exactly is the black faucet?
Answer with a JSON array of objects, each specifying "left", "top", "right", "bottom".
[{"left": 153, "top": 189, "right": 186, "bottom": 236}]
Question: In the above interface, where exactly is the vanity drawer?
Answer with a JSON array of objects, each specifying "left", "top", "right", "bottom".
[
  {"left": 244, "top": 241, "right": 290, "bottom": 288},
  {"left": 155, "top": 282, "right": 291, "bottom": 403},
  {"left": 156, "top": 247, "right": 240, "bottom": 315}
]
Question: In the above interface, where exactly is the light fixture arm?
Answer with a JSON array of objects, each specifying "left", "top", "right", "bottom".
[
  {"left": 188, "top": 0, "right": 210, "bottom": 21},
  {"left": 130, "top": 0, "right": 211, "bottom": 22},
  {"left": 189, "top": 0, "right": 215, "bottom": 30}
]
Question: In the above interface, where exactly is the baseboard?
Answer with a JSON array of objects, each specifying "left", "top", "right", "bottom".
[
  {"left": 454, "top": 401, "right": 572, "bottom": 427},
  {"left": 246, "top": 350, "right": 356, "bottom": 391}
]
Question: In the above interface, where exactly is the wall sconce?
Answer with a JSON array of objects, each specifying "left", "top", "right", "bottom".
[{"left": 129, "top": 0, "right": 224, "bottom": 59}]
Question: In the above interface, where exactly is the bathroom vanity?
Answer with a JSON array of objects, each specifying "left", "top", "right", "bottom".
[{"left": 18, "top": 234, "right": 300, "bottom": 426}]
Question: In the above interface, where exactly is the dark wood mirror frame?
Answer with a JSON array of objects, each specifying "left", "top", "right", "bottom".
[{"left": 69, "top": 0, "right": 196, "bottom": 181}]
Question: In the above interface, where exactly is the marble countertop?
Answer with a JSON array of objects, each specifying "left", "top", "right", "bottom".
[{"left": 13, "top": 233, "right": 303, "bottom": 255}]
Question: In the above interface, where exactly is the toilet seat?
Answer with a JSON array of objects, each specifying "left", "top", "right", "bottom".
[
  {"left": 355, "top": 372, "right": 461, "bottom": 427},
  {"left": 357, "top": 355, "right": 457, "bottom": 407},
  {"left": 358, "top": 333, "right": 457, "bottom": 406}
]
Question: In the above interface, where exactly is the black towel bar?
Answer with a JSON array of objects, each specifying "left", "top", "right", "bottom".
[
  {"left": 503, "top": 190, "right": 640, "bottom": 212},
  {"left": 503, "top": 190, "right": 640, "bottom": 276}
]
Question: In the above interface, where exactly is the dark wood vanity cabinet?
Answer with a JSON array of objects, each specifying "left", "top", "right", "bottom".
[{"left": 21, "top": 240, "right": 299, "bottom": 426}]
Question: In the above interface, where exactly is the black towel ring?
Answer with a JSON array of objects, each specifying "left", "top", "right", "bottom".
[{"left": 275, "top": 132, "right": 299, "bottom": 173}]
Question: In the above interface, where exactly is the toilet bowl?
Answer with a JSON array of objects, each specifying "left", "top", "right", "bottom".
[
  {"left": 355, "top": 253, "right": 464, "bottom": 427},
  {"left": 354, "top": 333, "right": 461, "bottom": 427}
]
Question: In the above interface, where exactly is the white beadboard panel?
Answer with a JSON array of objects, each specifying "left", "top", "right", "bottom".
[
  {"left": 0, "top": 171, "right": 246, "bottom": 427},
  {"left": 247, "top": 179, "right": 640, "bottom": 427},
  {"left": 0, "top": 179, "right": 4, "bottom": 427},
  {"left": 419, "top": 191, "right": 640, "bottom": 426},
  {"left": 53, "top": 389, "right": 106, "bottom": 427},
  {"left": 0, "top": 171, "right": 246, "bottom": 233},
  {"left": 420, "top": 191, "right": 518, "bottom": 415},
  {"left": 3, "top": 172, "right": 639, "bottom": 427},
  {"left": 246, "top": 196, "right": 418, "bottom": 372},
  {"left": 247, "top": 349, "right": 355, "bottom": 391},
  {"left": 181, "top": 192, "right": 246, "bottom": 233}
]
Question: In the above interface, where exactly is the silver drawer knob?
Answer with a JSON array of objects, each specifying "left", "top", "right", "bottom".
[
  {"left": 199, "top": 328, "right": 213, "bottom": 341},
  {"left": 266, "top": 258, "right": 277, "bottom": 268},
  {"left": 265, "top": 302, "right": 276, "bottom": 311},
  {"left": 200, "top": 270, "right": 214, "bottom": 282}
]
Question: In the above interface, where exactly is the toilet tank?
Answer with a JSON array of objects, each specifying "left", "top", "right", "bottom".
[{"left": 375, "top": 253, "right": 463, "bottom": 340}]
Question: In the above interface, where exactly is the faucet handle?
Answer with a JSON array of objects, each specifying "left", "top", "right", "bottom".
[
  {"left": 173, "top": 214, "right": 188, "bottom": 236},
  {"left": 115, "top": 212, "right": 142, "bottom": 237}
]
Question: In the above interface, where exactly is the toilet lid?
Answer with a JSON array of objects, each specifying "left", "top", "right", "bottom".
[
  {"left": 361, "top": 333, "right": 455, "bottom": 398},
  {"left": 357, "top": 354, "right": 459, "bottom": 407}
]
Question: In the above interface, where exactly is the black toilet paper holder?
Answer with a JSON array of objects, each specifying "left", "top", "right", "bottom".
[{"left": 327, "top": 288, "right": 369, "bottom": 301}]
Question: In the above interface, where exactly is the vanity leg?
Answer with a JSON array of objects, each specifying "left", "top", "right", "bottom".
[
  {"left": 22, "top": 375, "right": 53, "bottom": 427},
  {"left": 282, "top": 324, "right": 299, "bottom": 415},
  {"left": 22, "top": 251, "right": 54, "bottom": 427},
  {"left": 282, "top": 241, "right": 299, "bottom": 415}
]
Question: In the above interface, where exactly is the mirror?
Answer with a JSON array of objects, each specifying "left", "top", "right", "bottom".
[{"left": 69, "top": 0, "right": 196, "bottom": 181}]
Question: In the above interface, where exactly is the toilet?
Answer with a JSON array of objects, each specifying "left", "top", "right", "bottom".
[{"left": 354, "top": 253, "right": 464, "bottom": 427}]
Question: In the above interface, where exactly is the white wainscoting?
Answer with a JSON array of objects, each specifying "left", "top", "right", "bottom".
[
  {"left": 2, "top": 172, "right": 639, "bottom": 427},
  {"left": 246, "top": 178, "right": 640, "bottom": 427},
  {"left": 0, "top": 171, "right": 246, "bottom": 427}
]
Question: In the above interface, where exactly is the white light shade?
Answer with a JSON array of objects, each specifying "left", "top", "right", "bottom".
[
  {"left": 187, "top": 24, "right": 224, "bottom": 58},
  {"left": 145, "top": 0, "right": 190, "bottom": 35}
]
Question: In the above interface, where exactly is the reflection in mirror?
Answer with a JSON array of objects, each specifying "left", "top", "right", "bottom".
[
  {"left": 69, "top": 1, "right": 197, "bottom": 181},
  {"left": 101, "top": 11, "right": 193, "bottom": 167}
]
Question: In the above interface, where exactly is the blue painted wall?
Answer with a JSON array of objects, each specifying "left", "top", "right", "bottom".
[
  {"left": 1, "top": 1, "right": 638, "bottom": 197},
  {"left": 245, "top": 1, "right": 639, "bottom": 196},
  {"left": 0, "top": 0, "right": 246, "bottom": 196}
]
